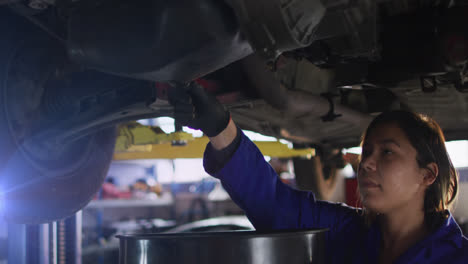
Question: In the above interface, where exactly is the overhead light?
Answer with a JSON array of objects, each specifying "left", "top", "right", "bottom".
[
  {"left": 445, "top": 140, "right": 468, "bottom": 168},
  {"left": 344, "top": 147, "right": 362, "bottom": 155}
]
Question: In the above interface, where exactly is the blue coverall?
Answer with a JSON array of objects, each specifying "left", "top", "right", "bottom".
[{"left": 203, "top": 130, "right": 468, "bottom": 263}]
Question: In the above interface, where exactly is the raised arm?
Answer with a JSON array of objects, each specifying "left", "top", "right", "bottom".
[
  {"left": 209, "top": 118, "right": 237, "bottom": 150},
  {"left": 169, "top": 82, "right": 359, "bottom": 231}
]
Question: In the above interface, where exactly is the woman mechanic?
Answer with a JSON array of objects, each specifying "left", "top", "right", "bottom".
[{"left": 170, "top": 83, "right": 468, "bottom": 263}]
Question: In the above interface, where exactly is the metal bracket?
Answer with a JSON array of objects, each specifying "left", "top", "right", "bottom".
[
  {"left": 420, "top": 75, "right": 437, "bottom": 93},
  {"left": 454, "top": 63, "right": 468, "bottom": 93},
  {"left": 320, "top": 93, "right": 342, "bottom": 122}
]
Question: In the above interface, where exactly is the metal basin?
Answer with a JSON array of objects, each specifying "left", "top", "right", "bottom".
[{"left": 118, "top": 229, "right": 327, "bottom": 264}]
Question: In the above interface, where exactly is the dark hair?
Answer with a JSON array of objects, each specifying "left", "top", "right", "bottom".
[{"left": 360, "top": 110, "right": 458, "bottom": 229}]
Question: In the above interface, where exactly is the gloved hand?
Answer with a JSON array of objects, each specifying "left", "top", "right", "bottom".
[{"left": 169, "top": 82, "right": 230, "bottom": 137}]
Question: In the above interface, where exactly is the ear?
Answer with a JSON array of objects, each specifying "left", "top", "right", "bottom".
[{"left": 422, "top": 162, "right": 438, "bottom": 186}]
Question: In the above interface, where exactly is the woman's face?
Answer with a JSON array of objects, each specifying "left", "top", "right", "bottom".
[{"left": 358, "top": 122, "right": 429, "bottom": 214}]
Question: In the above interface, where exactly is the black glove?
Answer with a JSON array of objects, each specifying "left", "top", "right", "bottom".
[{"left": 169, "top": 82, "right": 230, "bottom": 137}]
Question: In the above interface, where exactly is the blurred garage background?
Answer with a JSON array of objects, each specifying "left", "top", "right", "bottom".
[{"left": 1, "top": 117, "right": 467, "bottom": 264}]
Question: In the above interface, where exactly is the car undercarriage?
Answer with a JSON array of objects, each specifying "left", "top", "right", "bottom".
[{"left": 0, "top": 0, "right": 467, "bottom": 222}]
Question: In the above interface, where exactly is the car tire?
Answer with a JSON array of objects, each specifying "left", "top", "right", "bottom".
[{"left": 0, "top": 8, "right": 116, "bottom": 223}]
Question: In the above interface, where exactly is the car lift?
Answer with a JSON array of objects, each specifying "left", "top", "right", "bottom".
[
  {"left": 113, "top": 122, "right": 315, "bottom": 160},
  {"left": 7, "top": 213, "right": 81, "bottom": 264}
]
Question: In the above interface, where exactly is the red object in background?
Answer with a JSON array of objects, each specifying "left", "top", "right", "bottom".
[
  {"left": 194, "top": 79, "right": 219, "bottom": 93},
  {"left": 154, "top": 79, "right": 220, "bottom": 101},
  {"left": 345, "top": 178, "right": 362, "bottom": 208},
  {"left": 443, "top": 34, "right": 468, "bottom": 65},
  {"left": 100, "top": 182, "right": 132, "bottom": 199},
  {"left": 155, "top": 79, "right": 241, "bottom": 104}
]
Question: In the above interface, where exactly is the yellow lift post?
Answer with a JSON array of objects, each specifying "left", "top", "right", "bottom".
[{"left": 113, "top": 123, "right": 315, "bottom": 160}]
